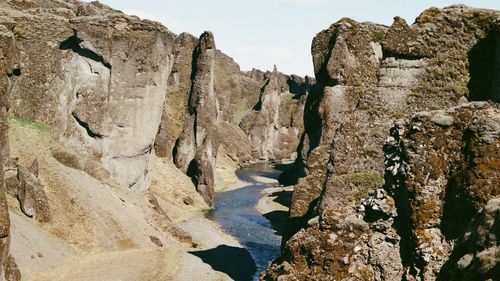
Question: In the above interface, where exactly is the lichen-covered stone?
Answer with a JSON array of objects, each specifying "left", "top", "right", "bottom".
[
  {"left": 266, "top": 6, "right": 500, "bottom": 281},
  {"left": 384, "top": 102, "right": 500, "bottom": 279},
  {"left": 440, "top": 197, "right": 500, "bottom": 280}
]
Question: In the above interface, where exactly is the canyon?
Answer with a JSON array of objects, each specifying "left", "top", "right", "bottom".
[{"left": 0, "top": 1, "right": 499, "bottom": 281}]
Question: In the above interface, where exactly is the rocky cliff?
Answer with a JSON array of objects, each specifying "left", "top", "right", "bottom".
[
  {"left": 173, "top": 31, "right": 220, "bottom": 206},
  {"left": 263, "top": 5, "right": 500, "bottom": 281},
  {"left": 240, "top": 67, "right": 310, "bottom": 161},
  {"left": 1, "top": 0, "right": 174, "bottom": 193},
  {"left": 154, "top": 31, "right": 312, "bottom": 205}
]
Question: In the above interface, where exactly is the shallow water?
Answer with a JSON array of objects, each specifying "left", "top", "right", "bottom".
[{"left": 206, "top": 163, "right": 283, "bottom": 281}]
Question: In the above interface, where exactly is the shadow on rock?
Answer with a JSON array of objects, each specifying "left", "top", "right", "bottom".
[
  {"left": 271, "top": 189, "right": 292, "bottom": 208},
  {"left": 263, "top": 210, "right": 289, "bottom": 236},
  {"left": 189, "top": 245, "right": 256, "bottom": 281}
]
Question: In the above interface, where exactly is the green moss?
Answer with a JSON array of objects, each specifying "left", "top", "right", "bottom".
[
  {"left": 280, "top": 93, "right": 297, "bottom": 107},
  {"left": 233, "top": 106, "right": 252, "bottom": 124},
  {"left": 339, "top": 172, "right": 385, "bottom": 201},
  {"left": 371, "top": 31, "right": 385, "bottom": 42},
  {"left": 9, "top": 116, "right": 46, "bottom": 132}
]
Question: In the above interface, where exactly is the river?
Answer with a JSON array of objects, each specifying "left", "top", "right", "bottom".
[{"left": 206, "top": 163, "right": 285, "bottom": 281}]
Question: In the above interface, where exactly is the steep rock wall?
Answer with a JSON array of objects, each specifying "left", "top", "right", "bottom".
[
  {"left": 173, "top": 32, "right": 219, "bottom": 206},
  {"left": 241, "top": 67, "right": 309, "bottom": 161},
  {"left": 0, "top": 0, "right": 175, "bottom": 193},
  {"left": 264, "top": 5, "right": 500, "bottom": 281}
]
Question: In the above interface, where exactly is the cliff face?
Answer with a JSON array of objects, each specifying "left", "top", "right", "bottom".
[
  {"left": 155, "top": 32, "right": 261, "bottom": 164},
  {"left": 241, "top": 67, "right": 309, "bottom": 161},
  {"left": 264, "top": 5, "right": 500, "bottom": 281},
  {"left": 154, "top": 31, "right": 312, "bottom": 204},
  {"left": 0, "top": 25, "right": 21, "bottom": 281},
  {"left": 0, "top": 0, "right": 175, "bottom": 193},
  {"left": 173, "top": 32, "right": 219, "bottom": 206}
]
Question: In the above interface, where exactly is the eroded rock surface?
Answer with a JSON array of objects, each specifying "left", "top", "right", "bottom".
[
  {"left": 440, "top": 197, "right": 500, "bottom": 280},
  {"left": 155, "top": 31, "right": 311, "bottom": 205},
  {"left": 173, "top": 32, "right": 219, "bottom": 206},
  {"left": 264, "top": 6, "right": 500, "bottom": 281},
  {"left": 4, "top": 160, "right": 51, "bottom": 223},
  {"left": 0, "top": 0, "right": 175, "bottom": 193},
  {"left": 241, "top": 66, "right": 309, "bottom": 161}
]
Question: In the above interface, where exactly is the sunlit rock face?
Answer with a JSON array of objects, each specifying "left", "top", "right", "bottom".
[
  {"left": 173, "top": 31, "right": 219, "bottom": 207},
  {"left": 241, "top": 67, "right": 308, "bottom": 162},
  {"left": 158, "top": 31, "right": 312, "bottom": 205},
  {"left": 1, "top": 0, "right": 175, "bottom": 192},
  {"left": 263, "top": 5, "right": 500, "bottom": 281}
]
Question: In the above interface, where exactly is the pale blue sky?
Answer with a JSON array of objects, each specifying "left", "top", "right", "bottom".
[{"left": 88, "top": 0, "right": 499, "bottom": 76}]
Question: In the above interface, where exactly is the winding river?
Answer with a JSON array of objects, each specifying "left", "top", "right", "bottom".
[{"left": 206, "top": 164, "right": 284, "bottom": 281}]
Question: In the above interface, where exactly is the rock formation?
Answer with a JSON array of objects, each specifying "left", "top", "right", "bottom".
[
  {"left": 1, "top": 0, "right": 175, "bottom": 193},
  {"left": 440, "top": 196, "right": 500, "bottom": 280},
  {"left": 0, "top": 25, "right": 21, "bottom": 281},
  {"left": 156, "top": 31, "right": 311, "bottom": 205},
  {"left": 263, "top": 5, "right": 500, "bottom": 281},
  {"left": 240, "top": 66, "right": 309, "bottom": 161},
  {"left": 173, "top": 31, "right": 220, "bottom": 206},
  {"left": 4, "top": 159, "right": 50, "bottom": 223}
]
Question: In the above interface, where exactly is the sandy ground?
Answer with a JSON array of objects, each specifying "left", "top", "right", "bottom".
[
  {"left": 7, "top": 120, "right": 289, "bottom": 281},
  {"left": 7, "top": 121, "right": 250, "bottom": 281},
  {"left": 214, "top": 150, "right": 247, "bottom": 193}
]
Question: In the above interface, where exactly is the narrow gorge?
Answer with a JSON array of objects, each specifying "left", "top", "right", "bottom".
[{"left": 0, "top": 1, "right": 499, "bottom": 281}]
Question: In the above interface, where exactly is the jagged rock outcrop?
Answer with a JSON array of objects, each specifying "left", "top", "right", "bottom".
[
  {"left": 0, "top": 0, "right": 175, "bottom": 193},
  {"left": 240, "top": 67, "right": 309, "bottom": 161},
  {"left": 0, "top": 25, "right": 21, "bottom": 281},
  {"left": 264, "top": 5, "right": 500, "bottom": 280},
  {"left": 440, "top": 197, "right": 500, "bottom": 280},
  {"left": 4, "top": 159, "right": 50, "bottom": 223},
  {"left": 173, "top": 32, "right": 219, "bottom": 206},
  {"left": 155, "top": 31, "right": 312, "bottom": 206},
  {"left": 155, "top": 32, "right": 261, "bottom": 164},
  {"left": 383, "top": 102, "right": 499, "bottom": 279}
]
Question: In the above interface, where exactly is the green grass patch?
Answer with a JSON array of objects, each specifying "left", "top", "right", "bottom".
[
  {"left": 371, "top": 31, "right": 385, "bottom": 42},
  {"left": 339, "top": 172, "right": 385, "bottom": 201},
  {"left": 9, "top": 116, "right": 47, "bottom": 132},
  {"left": 233, "top": 106, "right": 252, "bottom": 125}
]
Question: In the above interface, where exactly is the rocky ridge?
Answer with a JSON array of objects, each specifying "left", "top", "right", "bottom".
[{"left": 173, "top": 31, "right": 220, "bottom": 206}]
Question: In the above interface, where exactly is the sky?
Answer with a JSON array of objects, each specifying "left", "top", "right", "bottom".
[{"left": 85, "top": 0, "right": 499, "bottom": 77}]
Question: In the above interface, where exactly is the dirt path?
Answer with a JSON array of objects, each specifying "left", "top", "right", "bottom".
[{"left": 30, "top": 248, "right": 177, "bottom": 281}]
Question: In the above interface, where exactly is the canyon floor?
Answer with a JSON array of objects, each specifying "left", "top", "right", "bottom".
[{"left": 7, "top": 118, "right": 286, "bottom": 281}]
